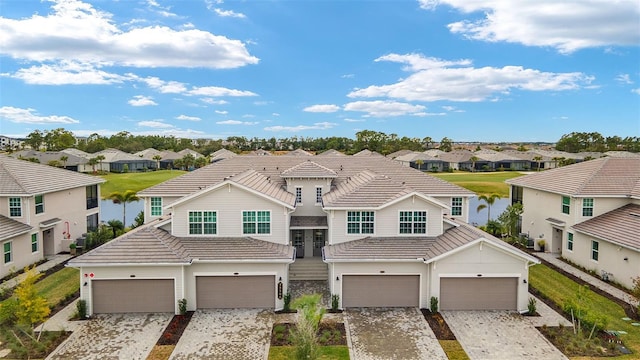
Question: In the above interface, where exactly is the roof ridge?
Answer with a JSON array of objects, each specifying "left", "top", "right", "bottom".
[
  {"left": 574, "top": 157, "right": 608, "bottom": 194},
  {"left": 0, "top": 157, "right": 31, "bottom": 194},
  {"left": 150, "top": 227, "right": 191, "bottom": 261}
]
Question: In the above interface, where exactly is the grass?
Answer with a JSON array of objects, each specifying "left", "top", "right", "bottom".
[
  {"left": 146, "top": 345, "right": 175, "bottom": 360},
  {"left": 430, "top": 171, "right": 524, "bottom": 197},
  {"left": 439, "top": 340, "right": 470, "bottom": 360},
  {"left": 530, "top": 264, "right": 640, "bottom": 358},
  {"left": 97, "top": 170, "right": 186, "bottom": 198},
  {"left": 268, "top": 345, "right": 350, "bottom": 359},
  {"left": 33, "top": 267, "right": 80, "bottom": 307}
]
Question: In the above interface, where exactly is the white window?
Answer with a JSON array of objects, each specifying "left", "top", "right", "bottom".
[
  {"left": 9, "top": 197, "right": 21, "bottom": 217},
  {"left": 243, "top": 211, "right": 271, "bottom": 234},
  {"left": 151, "top": 197, "right": 163, "bottom": 216},
  {"left": 399, "top": 211, "right": 427, "bottom": 234},
  {"left": 35, "top": 194, "right": 44, "bottom": 214},
  {"left": 567, "top": 233, "right": 573, "bottom": 251},
  {"left": 295, "top": 187, "right": 302, "bottom": 204},
  {"left": 591, "top": 240, "right": 599, "bottom": 261},
  {"left": 582, "top": 198, "right": 593, "bottom": 217},
  {"left": 31, "top": 233, "right": 38, "bottom": 253},
  {"left": 316, "top": 187, "right": 323, "bottom": 204},
  {"left": 562, "top": 196, "right": 570, "bottom": 215},
  {"left": 189, "top": 211, "right": 217, "bottom": 235},
  {"left": 347, "top": 211, "right": 374, "bottom": 234},
  {"left": 3, "top": 242, "right": 12, "bottom": 264},
  {"left": 451, "top": 197, "right": 462, "bottom": 216}
]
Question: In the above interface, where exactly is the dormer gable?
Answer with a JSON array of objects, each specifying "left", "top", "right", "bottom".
[{"left": 280, "top": 160, "right": 338, "bottom": 179}]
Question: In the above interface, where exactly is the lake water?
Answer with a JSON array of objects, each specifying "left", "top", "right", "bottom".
[
  {"left": 100, "top": 199, "right": 144, "bottom": 227},
  {"left": 467, "top": 197, "right": 511, "bottom": 226}
]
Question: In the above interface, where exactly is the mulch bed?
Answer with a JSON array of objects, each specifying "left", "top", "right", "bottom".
[
  {"left": 157, "top": 312, "right": 194, "bottom": 346},
  {"left": 271, "top": 321, "right": 347, "bottom": 346},
  {"left": 421, "top": 309, "right": 456, "bottom": 340}
]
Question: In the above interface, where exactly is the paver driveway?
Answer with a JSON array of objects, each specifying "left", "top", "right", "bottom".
[
  {"left": 345, "top": 308, "right": 447, "bottom": 360},
  {"left": 47, "top": 313, "right": 171, "bottom": 360},
  {"left": 170, "top": 309, "right": 274, "bottom": 360},
  {"left": 442, "top": 311, "right": 568, "bottom": 360}
]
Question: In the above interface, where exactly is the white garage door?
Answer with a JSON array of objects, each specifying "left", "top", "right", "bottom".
[
  {"left": 342, "top": 275, "right": 420, "bottom": 307},
  {"left": 440, "top": 277, "right": 517, "bottom": 310},
  {"left": 196, "top": 276, "right": 275, "bottom": 309},
  {"left": 92, "top": 279, "right": 175, "bottom": 313}
]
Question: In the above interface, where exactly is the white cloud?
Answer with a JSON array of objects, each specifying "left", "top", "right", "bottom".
[
  {"left": 254, "top": 100, "right": 272, "bottom": 106},
  {"left": 0, "top": 0, "right": 258, "bottom": 69},
  {"left": 615, "top": 74, "right": 633, "bottom": 84},
  {"left": 128, "top": 95, "right": 158, "bottom": 106},
  {"left": 141, "top": 77, "right": 188, "bottom": 93},
  {"left": 138, "top": 120, "right": 174, "bottom": 128},
  {"left": 0, "top": 106, "right": 80, "bottom": 124},
  {"left": 214, "top": 8, "right": 246, "bottom": 18},
  {"left": 348, "top": 53, "right": 594, "bottom": 102},
  {"left": 344, "top": 118, "right": 365, "bottom": 122},
  {"left": 303, "top": 104, "right": 341, "bottom": 113},
  {"left": 632, "top": 88, "right": 640, "bottom": 95},
  {"left": 7, "top": 61, "right": 128, "bottom": 85},
  {"left": 217, "top": 120, "right": 258, "bottom": 125},
  {"left": 341, "top": 74, "right": 355, "bottom": 79},
  {"left": 264, "top": 122, "right": 337, "bottom": 132},
  {"left": 189, "top": 86, "right": 257, "bottom": 97},
  {"left": 176, "top": 115, "right": 201, "bottom": 121},
  {"left": 343, "top": 100, "right": 426, "bottom": 117},
  {"left": 423, "top": 0, "right": 640, "bottom": 53},
  {"left": 201, "top": 98, "right": 229, "bottom": 105},
  {"left": 215, "top": 110, "right": 228, "bottom": 115},
  {"left": 442, "top": 105, "right": 465, "bottom": 113},
  {"left": 272, "top": 113, "right": 280, "bottom": 117}
]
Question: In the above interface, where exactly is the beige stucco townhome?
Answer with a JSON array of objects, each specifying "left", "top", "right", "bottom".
[
  {"left": 69, "top": 153, "right": 539, "bottom": 315},
  {"left": 506, "top": 157, "right": 640, "bottom": 289},
  {"left": 0, "top": 155, "right": 105, "bottom": 279}
]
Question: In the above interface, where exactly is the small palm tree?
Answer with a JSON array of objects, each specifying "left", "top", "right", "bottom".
[
  {"left": 415, "top": 159, "right": 424, "bottom": 170},
  {"left": 477, "top": 193, "right": 502, "bottom": 224},
  {"left": 60, "top": 155, "right": 68, "bottom": 169},
  {"left": 152, "top": 154, "right": 162, "bottom": 170},
  {"left": 108, "top": 190, "right": 140, "bottom": 226},
  {"left": 96, "top": 155, "right": 106, "bottom": 171},
  {"left": 107, "top": 219, "right": 124, "bottom": 238},
  {"left": 470, "top": 156, "right": 479, "bottom": 172}
]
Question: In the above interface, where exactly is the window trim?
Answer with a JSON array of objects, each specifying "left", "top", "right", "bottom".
[
  {"left": 31, "top": 233, "right": 38, "bottom": 253},
  {"left": 346, "top": 210, "right": 375, "bottom": 235},
  {"left": 86, "top": 185, "right": 99, "bottom": 209},
  {"left": 242, "top": 210, "right": 271, "bottom": 235},
  {"left": 3, "top": 241, "right": 12, "bottom": 264},
  {"left": 295, "top": 187, "right": 302, "bottom": 205},
  {"left": 35, "top": 194, "right": 44, "bottom": 214},
  {"left": 567, "top": 233, "right": 573, "bottom": 252},
  {"left": 8, "top": 197, "right": 21, "bottom": 217},
  {"left": 315, "top": 187, "right": 323, "bottom": 205},
  {"left": 151, "top": 197, "right": 163, "bottom": 217},
  {"left": 188, "top": 210, "right": 217, "bottom": 235},
  {"left": 562, "top": 196, "right": 570, "bottom": 215},
  {"left": 398, "top": 210, "right": 427, "bottom": 235},
  {"left": 582, "top": 198, "right": 594, "bottom": 217},
  {"left": 591, "top": 240, "right": 599, "bottom": 262},
  {"left": 451, "top": 197, "right": 463, "bottom": 217}
]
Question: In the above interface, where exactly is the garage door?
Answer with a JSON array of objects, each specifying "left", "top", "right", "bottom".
[
  {"left": 342, "top": 275, "right": 419, "bottom": 307},
  {"left": 92, "top": 279, "right": 174, "bottom": 313},
  {"left": 196, "top": 276, "right": 275, "bottom": 309},
  {"left": 440, "top": 277, "right": 517, "bottom": 310}
]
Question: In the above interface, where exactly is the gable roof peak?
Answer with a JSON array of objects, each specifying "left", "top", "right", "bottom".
[{"left": 280, "top": 160, "right": 338, "bottom": 178}]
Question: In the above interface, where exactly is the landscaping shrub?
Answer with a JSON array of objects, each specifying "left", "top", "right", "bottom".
[
  {"left": 331, "top": 294, "right": 339, "bottom": 312},
  {"left": 178, "top": 298, "right": 187, "bottom": 315},
  {"left": 527, "top": 297, "right": 537, "bottom": 315},
  {"left": 430, "top": 296, "right": 439, "bottom": 313},
  {"left": 283, "top": 292, "right": 292, "bottom": 312},
  {"left": 76, "top": 299, "right": 87, "bottom": 319}
]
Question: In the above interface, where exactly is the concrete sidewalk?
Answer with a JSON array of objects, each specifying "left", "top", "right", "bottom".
[
  {"left": 534, "top": 252, "right": 638, "bottom": 307},
  {"left": 1, "top": 254, "right": 72, "bottom": 290}
]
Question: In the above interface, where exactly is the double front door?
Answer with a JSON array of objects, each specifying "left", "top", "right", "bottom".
[{"left": 293, "top": 230, "right": 324, "bottom": 258}]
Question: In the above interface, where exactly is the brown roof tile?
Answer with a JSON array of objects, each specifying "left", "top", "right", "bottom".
[
  {"left": 572, "top": 204, "right": 640, "bottom": 251},
  {"left": 281, "top": 160, "right": 338, "bottom": 178},
  {"left": 0, "top": 215, "right": 32, "bottom": 241},
  {"left": 323, "top": 170, "right": 413, "bottom": 208}
]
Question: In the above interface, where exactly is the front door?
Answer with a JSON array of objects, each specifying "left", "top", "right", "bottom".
[
  {"left": 43, "top": 229, "right": 55, "bottom": 256},
  {"left": 313, "top": 231, "right": 324, "bottom": 257},
  {"left": 293, "top": 231, "right": 304, "bottom": 258}
]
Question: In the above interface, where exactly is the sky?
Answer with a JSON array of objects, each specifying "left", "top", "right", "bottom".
[{"left": 0, "top": 0, "right": 639, "bottom": 143}]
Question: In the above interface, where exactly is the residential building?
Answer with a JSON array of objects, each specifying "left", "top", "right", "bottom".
[
  {"left": 0, "top": 155, "right": 105, "bottom": 279},
  {"left": 69, "top": 154, "right": 538, "bottom": 315},
  {"left": 506, "top": 157, "right": 640, "bottom": 289}
]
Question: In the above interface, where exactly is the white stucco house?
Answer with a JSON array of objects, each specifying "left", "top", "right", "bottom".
[
  {"left": 506, "top": 157, "right": 640, "bottom": 289},
  {"left": 69, "top": 154, "right": 539, "bottom": 315},
  {"left": 0, "top": 155, "right": 104, "bottom": 279}
]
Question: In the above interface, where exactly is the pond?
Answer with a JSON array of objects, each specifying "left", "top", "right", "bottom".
[
  {"left": 100, "top": 199, "right": 144, "bottom": 227},
  {"left": 467, "top": 197, "right": 511, "bottom": 226}
]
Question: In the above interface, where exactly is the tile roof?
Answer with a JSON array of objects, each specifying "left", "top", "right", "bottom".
[
  {"left": 572, "top": 204, "right": 640, "bottom": 251},
  {"left": 95, "top": 148, "right": 143, "bottom": 162},
  {"left": 395, "top": 152, "right": 442, "bottom": 162},
  {"left": 316, "top": 149, "right": 346, "bottom": 157},
  {"left": 285, "top": 149, "right": 314, "bottom": 156},
  {"left": 290, "top": 216, "right": 328, "bottom": 228},
  {"left": 11, "top": 150, "right": 88, "bottom": 166},
  {"left": 0, "top": 215, "right": 32, "bottom": 241},
  {"left": 281, "top": 160, "right": 338, "bottom": 178},
  {"left": 138, "top": 154, "right": 474, "bottom": 199},
  {"left": 324, "top": 219, "right": 536, "bottom": 262},
  {"left": 506, "top": 157, "right": 640, "bottom": 197},
  {"left": 68, "top": 225, "right": 294, "bottom": 266},
  {"left": 0, "top": 154, "right": 104, "bottom": 195},
  {"left": 228, "top": 169, "right": 296, "bottom": 205},
  {"left": 322, "top": 170, "right": 414, "bottom": 208}
]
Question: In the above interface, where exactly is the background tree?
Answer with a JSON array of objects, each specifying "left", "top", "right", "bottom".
[
  {"left": 439, "top": 137, "right": 453, "bottom": 152},
  {"left": 533, "top": 156, "right": 542, "bottom": 171},
  {"left": 108, "top": 190, "right": 140, "bottom": 227},
  {"left": 498, "top": 203, "right": 524, "bottom": 241},
  {"left": 88, "top": 157, "right": 98, "bottom": 173},
  {"left": 476, "top": 194, "right": 502, "bottom": 224},
  {"left": 60, "top": 155, "right": 68, "bottom": 169},
  {"left": 95, "top": 154, "right": 106, "bottom": 171},
  {"left": 14, "top": 266, "right": 50, "bottom": 328},
  {"left": 469, "top": 156, "right": 479, "bottom": 172},
  {"left": 25, "top": 130, "right": 45, "bottom": 150},
  {"left": 107, "top": 219, "right": 125, "bottom": 238},
  {"left": 152, "top": 154, "right": 162, "bottom": 169}
]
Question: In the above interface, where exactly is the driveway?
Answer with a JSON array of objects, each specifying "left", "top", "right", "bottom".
[
  {"left": 47, "top": 313, "right": 172, "bottom": 360},
  {"left": 170, "top": 309, "right": 274, "bottom": 360},
  {"left": 442, "top": 311, "right": 568, "bottom": 360},
  {"left": 345, "top": 308, "right": 447, "bottom": 360}
]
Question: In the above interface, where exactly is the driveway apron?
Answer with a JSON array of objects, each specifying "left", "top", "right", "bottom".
[
  {"left": 47, "top": 313, "right": 171, "bottom": 360},
  {"left": 442, "top": 311, "right": 568, "bottom": 360},
  {"left": 170, "top": 309, "right": 274, "bottom": 360},
  {"left": 345, "top": 308, "right": 447, "bottom": 360}
]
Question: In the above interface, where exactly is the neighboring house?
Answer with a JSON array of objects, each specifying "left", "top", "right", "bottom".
[
  {"left": 506, "top": 157, "right": 640, "bottom": 289},
  {"left": 69, "top": 154, "right": 538, "bottom": 315},
  {"left": 95, "top": 148, "right": 155, "bottom": 172},
  {"left": 209, "top": 148, "right": 237, "bottom": 163},
  {"left": 0, "top": 155, "right": 104, "bottom": 279},
  {"left": 394, "top": 152, "right": 447, "bottom": 172}
]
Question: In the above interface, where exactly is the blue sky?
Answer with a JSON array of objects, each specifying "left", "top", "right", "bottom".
[{"left": 1, "top": 0, "right": 639, "bottom": 142}]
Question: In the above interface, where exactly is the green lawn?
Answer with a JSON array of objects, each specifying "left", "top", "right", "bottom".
[
  {"left": 530, "top": 264, "right": 640, "bottom": 358},
  {"left": 268, "top": 345, "right": 350, "bottom": 359},
  {"left": 430, "top": 171, "right": 524, "bottom": 197},
  {"left": 439, "top": 340, "right": 470, "bottom": 360},
  {"left": 97, "top": 170, "right": 186, "bottom": 198}
]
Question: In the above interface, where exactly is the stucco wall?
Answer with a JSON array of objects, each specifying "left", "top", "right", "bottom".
[
  {"left": 1, "top": 231, "right": 42, "bottom": 279},
  {"left": 143, "top": 195, "right": 181, "bottom": 223},
  {"left": 286, "top": 178, "right": 331, "bottom": 217}
]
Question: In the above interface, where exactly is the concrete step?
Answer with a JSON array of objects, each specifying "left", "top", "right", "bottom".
[{"left": 289, "top": 259, "right": 328, "bottom": 281}]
